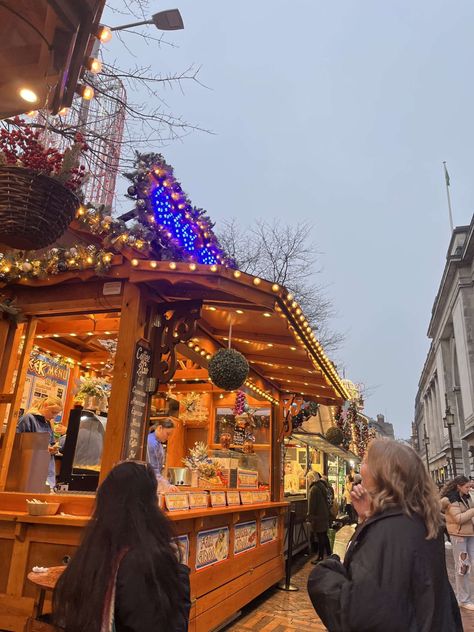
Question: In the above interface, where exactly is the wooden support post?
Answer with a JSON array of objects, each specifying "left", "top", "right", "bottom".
[
  {"left": 271, "top": 401, "right": 284, "bottom": 502},
  {"left": 0, "top": 318, "right": 17, "bottom": 385},
  {"left": 63, "top": 363, "right": 81, "bottom": 427},
  {"left": 0, "top": 317, "right": 37, "bottom": 490},
  {"left": 100, "top": 283, "right": 148, "bottom": 482},
  {"left": 0, "top": 325, "right": 22, "bottom": 447}
]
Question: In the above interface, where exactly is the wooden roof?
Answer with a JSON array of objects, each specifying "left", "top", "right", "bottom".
[
  {"left": 0, "top": 0, "right": 106, "bottom": 117},
  {"left": 7, "top": 257, "right": 349, "bottom": 405}
]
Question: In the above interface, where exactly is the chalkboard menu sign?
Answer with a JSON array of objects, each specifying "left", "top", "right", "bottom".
[
  {"left": 233, "top": 423, "right": 246, "bottom": 446},
  {"left": 122, "top": 340, "right": 151, "bottom": 460}
]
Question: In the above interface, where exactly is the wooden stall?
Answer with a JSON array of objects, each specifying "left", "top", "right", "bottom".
[
  {"left": 0, "top": 152, "right": 348, "bottom": 631},
  {"left": 0, "top": 259, "right": 348, "bottom": 631}
]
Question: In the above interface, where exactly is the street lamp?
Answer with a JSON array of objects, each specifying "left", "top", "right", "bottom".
[
  {"left": 423, "top": 428, "right": 430, "bottom": 472},
  {"left": 110, "top": 9, "right": 184, "bottom": 32},
  {"left": 443, "top": 393, "right": 457, "bottom": 477}
]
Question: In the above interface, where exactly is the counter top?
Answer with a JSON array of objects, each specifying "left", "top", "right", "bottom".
[
  {"left": 0, "top": 501, "right": 289, "bottom": 526},
  {"left": 167, "top": 501, "right": 288, "bottom": 521}
]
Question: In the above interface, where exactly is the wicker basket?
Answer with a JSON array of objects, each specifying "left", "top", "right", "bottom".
[{"left": 0, "top": 166, "right": 79, "bottom": 250}]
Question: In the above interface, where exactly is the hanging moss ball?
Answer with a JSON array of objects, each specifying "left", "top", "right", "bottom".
[
  {"left": 325, "top": 426, "right": 344, "bottom": 446},
  {"left": 208, "top": 348, "right": 249, "bottom": 391}
]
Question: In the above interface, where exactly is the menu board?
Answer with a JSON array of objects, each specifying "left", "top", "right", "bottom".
[
  {"left": 122, "top": 340, "right": 151, "bottom": 460},
  {"left": 196, "top": 527, "right": 229, "bottom": 570},
  {"left": 260, "top": 516, "right": 278, "bottom": 544},
  {"left": 233, "top": 424, "right": 246, "bottom": 446},
  {"left": 21, "top": 351, "right": 70, "bottom": 416},
  {"left": 234, "top": 521, "right": 257, "bottom": 555}
]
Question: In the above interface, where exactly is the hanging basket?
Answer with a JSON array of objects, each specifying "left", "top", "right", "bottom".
[{"left": 0, "top": 166, "right": 80, "bottom": 250}]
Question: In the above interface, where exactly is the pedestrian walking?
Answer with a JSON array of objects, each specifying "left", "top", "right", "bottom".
[
  {"left": 307, "top": 471, "right": 332, "bottom": 563},
  {"left": 307, "top": 439, "right": 462, "bottom": 632},
  {"left": 442, "top": 475, "right": 474, "bottom": 610},
  {"left": 53, "top": 461, "right": 191, "bottom": 632},
  {"left": 344, "top": 473, "right": 356, "bottom": 524}
]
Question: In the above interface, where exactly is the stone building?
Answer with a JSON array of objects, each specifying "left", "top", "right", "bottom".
[
  {"left": 414, "top": 219, "right": 474, "bottom": 481},
  {"left": 367, "top": 414, "right": 395, "bottom": 439}
]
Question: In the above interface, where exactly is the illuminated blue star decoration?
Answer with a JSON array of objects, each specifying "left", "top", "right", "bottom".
[{"left": 126, "top": 153, "right": 234, "bottom": 267}]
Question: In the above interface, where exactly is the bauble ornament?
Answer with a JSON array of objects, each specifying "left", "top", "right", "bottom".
[
  {"left": 208, "top": 348, "right": 249, "bottom": 391},
  {"left": 325, "top": 426, "right": 344, "bottom": 446}
]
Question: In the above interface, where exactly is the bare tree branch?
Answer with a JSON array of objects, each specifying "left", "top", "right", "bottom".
[{"left": 218, "top": 219, "right": 345, "bottom": 352}]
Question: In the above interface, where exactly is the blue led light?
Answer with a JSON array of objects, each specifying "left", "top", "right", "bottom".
[{"left": 150, "top": 181, "right": 220, "bottom": 264}]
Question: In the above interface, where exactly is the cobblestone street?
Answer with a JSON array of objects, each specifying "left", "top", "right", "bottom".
[{"left": 225, "top": 539, "right": 474, "bottom": 632}]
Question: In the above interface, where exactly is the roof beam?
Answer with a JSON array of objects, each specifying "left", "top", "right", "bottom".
[
  {"left": 36, "top": 318, "right": 120, "bottom": 336},
  {"left": 210, "top": 328, "right": 294, "bottom": 347}
]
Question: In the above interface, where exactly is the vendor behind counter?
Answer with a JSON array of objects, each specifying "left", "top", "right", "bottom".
[{"left": 16, "top": 396, "right": 63, "bottom": 489}]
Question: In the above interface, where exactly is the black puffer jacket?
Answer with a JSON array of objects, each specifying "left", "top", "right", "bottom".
[
  {"left": 308, "top": 479, "right": 331, "bottom": 532},
  {"left": 307, "top": 507, "right": 462, "bottom": 632}
]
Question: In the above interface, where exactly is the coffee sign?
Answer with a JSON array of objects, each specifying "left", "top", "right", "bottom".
[{"left": 122, "top": 340, "right": 151, "bottom": 460}]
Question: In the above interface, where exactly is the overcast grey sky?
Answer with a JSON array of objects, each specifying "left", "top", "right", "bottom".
[{"left": 104, "top": 1, "right": 474, "bottom": 437}]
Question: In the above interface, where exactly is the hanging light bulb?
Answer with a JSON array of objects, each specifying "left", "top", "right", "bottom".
[
  {"left": 97, "top": 25, "right": 112, "bottom": 43},
  {"left": 77, "top": 85, "right": 94, "bottom": 100},
  {"left": 86, "top": 57, "right": 102, "bottom": 74}
]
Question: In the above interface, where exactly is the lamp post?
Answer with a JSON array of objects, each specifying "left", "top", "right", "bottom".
[
  {"left": 423, "top": 427, "right": 430, "bottom": 473},
  {"left": 443, "top": 393, "right": 457, "bottom": 477}
]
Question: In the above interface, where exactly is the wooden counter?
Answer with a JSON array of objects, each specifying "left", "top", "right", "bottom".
[{"left": 0, "top": 492, "right": 287, "bottom": 632}]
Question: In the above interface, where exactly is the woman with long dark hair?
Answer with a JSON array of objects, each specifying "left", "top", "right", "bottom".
[
  {"left": 441, "top": 475, "right": 474, "bottom": 610},
  {"left": 53, "top": 461, "right": 190, "bottom": 632},
  {"left": 307, "top": 439, "right": 462, "bottom": 632}
]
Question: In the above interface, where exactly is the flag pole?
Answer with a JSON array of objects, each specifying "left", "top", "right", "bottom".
[{"left": 443, "top": 161, "right": 454, "bottom": 233}]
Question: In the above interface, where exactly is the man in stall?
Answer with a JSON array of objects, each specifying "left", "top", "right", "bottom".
[{"left": 147, "top": 418, "right": 178, "bottom": 492}]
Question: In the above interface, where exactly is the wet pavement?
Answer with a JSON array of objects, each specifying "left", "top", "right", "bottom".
[{"left": 224, "top": 530, "right": 474, "bottom": 631}]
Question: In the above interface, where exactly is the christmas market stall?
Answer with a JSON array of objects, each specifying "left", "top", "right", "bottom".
[
  {"left": 0, "top": 151, "right": 348, "bottom": 632},
  {"left": 281, "top": 400, "right": 361, "bottom": 557}
]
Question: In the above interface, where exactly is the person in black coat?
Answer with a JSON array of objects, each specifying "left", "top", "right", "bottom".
[
  {"left": 53, "top": 461, "right": 190, "bottom": 632},
  {"left": 307, "top": 471, "right": 332, "bottom": 563},
  {"left": 307, "top": 439, "right": 463, "bottom": 632}
]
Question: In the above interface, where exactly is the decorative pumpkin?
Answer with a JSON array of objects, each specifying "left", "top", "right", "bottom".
[
  {"left": 325, "top": 426, "right": 344, "bottom": 446},
  {"left": 208, "top": 348, "right": 249, "bottom": 391}
]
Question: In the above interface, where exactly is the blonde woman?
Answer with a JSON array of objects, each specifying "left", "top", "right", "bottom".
[
  {"left": 16, "top": 396, "right": 63, "bottom": 488},
  {"left": 307, "top": 439, "right": 462, "bottom": 632}
]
